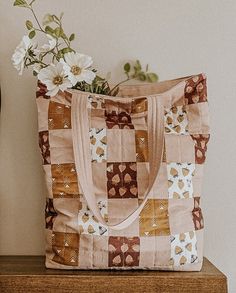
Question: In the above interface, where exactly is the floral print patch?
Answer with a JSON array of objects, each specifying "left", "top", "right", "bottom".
[
  {"left": 192, "top": 197, "right": 204, "bottom": 230},
  {"left": 90, "top": 128, "right": 107, "bottom": 162},
  {"left": 191, "top": 134, "right": 210, "bottom": 164},
  {"left": 185, "top": 73, "right": 207, "bottom": 104},
  {"left": 78, "top": 199, "right": 108, "bottom": 236},
  {"left": 107, "top": 162, "right": 138, "bottom": 198},
  {"left": 170, "top": 231, "right": 198, "bottom": 266},
  {"left": 167, "top": 162, "right": 195, "bottom": 199},
  {"left": 45, "top": 198, "right": 57, "bottom": 230},
  {"left": 39, "top": 130, "right": 51, "bottom": 165},
  {"left": 164, "top": 105, "right": 188, "bottom": 135},
  {"left": 108, "top": 236, "right": 140, "bottom": 267}
]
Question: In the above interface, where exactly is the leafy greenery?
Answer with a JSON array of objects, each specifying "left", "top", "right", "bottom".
[{"left": 13, "top": 0, "right": 159, "bottom": 96}]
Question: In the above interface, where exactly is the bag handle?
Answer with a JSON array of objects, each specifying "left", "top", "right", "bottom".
[{"left": 71, "top": 93, "right": 164, "bottom": 230}]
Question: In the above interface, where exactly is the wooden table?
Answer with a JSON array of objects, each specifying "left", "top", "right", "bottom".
[{"left": 0, "top": 256, "right": 227, "bottom": 293}]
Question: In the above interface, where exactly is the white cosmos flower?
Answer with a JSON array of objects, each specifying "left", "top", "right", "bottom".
[
  {"left": 60, "top": 52, "right": 96, "bottom": 86},
  {"left": 38, "top": 63, "right": 72, "bottom": 97},
  {"left": 41, "top": 34, "right": 57, "bottom": 52},
  {"left": 12, "top": 35, "right": 33, "bottom": 75}
]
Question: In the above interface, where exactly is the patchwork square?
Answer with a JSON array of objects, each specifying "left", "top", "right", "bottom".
[
  {"left": 164, "top": 105, "right": 188, "bottom": 135},
  {"left": 105, "top": 100, "right": 134, "bottom": 129},
  {"left": 170, "top": 231, "right": 198, "bottom": 266},
  {"left": 139, "top": 199, "right": 170, "bottom": 236},
  {"left": 135, "top": 130, "right": 149, "bottom": 162},
  {"left": 192, "top": 197, "right": 204, "bottom": 230},
  {"left": 184, "top": 73, "right": 207, "bottom": 105},
  {"left": 48, "top": 101, "right": 71, "bottom": 130},
  {"left": 52, "top": 232, "right": 79, "bottom": 266},
  {"left": 131, "top": 98, "right": 148, "bottom": 114},
  {"left": 191, "top": 134, "right": 210, "bottom": 164},
  {"left": 45, "top": 198, "right": 57, "bottom": 230},
  {"left": 88, "top": 95, "right": 105, "bottom": 109},
  {"left": 78, "top": 199, "right": 108, "bottom": 236},
  {"left": 167, "top": 163, "right": 195, "bottom": 199},
  {"left": 51, "top": 163, "right": 80, "bottom": 198},
  {"left": 108, "top": 236, "right": 140, "bottom": 267},
  {"left": 164, "top": 134, "right": 195, "bottom": 163},
  {"left": 89, "top": 128, "right": 107, "bottom": 162},
  {"left": 39, "top": 130, "right": 51, "bottom": 165},
  {"left": 107, "top": 162, "right": 138, "bottom": 198}
]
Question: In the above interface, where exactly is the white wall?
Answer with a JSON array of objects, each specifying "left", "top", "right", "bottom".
[{"left": 0, "top": 0, "right": 235, "bottom": 291}]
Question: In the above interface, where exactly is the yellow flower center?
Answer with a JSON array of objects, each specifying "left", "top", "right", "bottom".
[
  {"left": 71, "top": 65, "right": 82, "bottom": 75},
  {"left": 53, "top": 75, "right": 63, "bottom": 85}
]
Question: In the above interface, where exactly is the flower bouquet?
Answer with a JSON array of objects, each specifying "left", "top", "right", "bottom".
[{"left": 12, "top": 0, "right": 158, "bottom": 96}]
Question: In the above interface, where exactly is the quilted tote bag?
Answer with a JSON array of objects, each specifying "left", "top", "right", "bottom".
[{"left": 36, "top": 72, "right": 210, "bottom": 271}]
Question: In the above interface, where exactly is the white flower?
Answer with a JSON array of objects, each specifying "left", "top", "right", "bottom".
[
  {"left": 12, "top": 35, "right": 33, "bottom": 75},
  {"left": 60, "top": 52, "right": 96, "bottom": 86},
  {"left": 41, "top": 34, "right": 57, "bottom": 52},
  {"left": 33, "top": 63, "right": 42, "bottom": 74},
  {"left": 38, "top": 63, "right": 72, "bottom": 97}
]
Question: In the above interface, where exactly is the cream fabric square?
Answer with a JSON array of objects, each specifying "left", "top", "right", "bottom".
[
  {"left": 107, "top": 129, "right": 136, "bottom": 162},
  {"left": 165, "top": 134, "right": 195, "bottom": 163},
  {"left": 36, "top": 97, "right": 49, "bottom": 131},
  {"left": 186, "top": 102, "right": 210, "bottom": 134},
  {"left": 168, "top": 198, "right": 195, "bottom": 235},
  {"left": 52, "top": 198, "right": 80, "bottom": 233},
  {"left": 43, "top": 165, "right": 53, "bottom": 198},
  {"left": 107, "top": 198, "right": 139, "bottom": 236}
]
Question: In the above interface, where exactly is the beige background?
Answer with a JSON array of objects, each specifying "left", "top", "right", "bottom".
[{"left": 0, "top": 0, "right": 236, "bottom": 291}]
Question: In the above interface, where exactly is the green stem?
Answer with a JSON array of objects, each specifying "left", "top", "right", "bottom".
[
  {"left": 108, "top": 77, "right": 134, "bottom": 95},
  {"left": 29, "top": 6, "right": 44, "bottom": 32}
]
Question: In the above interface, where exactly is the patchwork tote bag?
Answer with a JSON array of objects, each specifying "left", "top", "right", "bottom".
[{"left": 36, "top": 72, "right": 210, "bottom": 270}]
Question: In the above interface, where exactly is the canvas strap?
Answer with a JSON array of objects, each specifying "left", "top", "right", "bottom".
[{"left": 71, "top": 93, "right": 164, "bottom": 230}]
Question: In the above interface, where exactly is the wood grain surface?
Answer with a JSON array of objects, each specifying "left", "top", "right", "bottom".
[{"left": 0, "top": 256, "right": 227, "bottom": 293}]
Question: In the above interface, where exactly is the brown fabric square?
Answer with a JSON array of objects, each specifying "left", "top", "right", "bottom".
[
  {"left": 51, "top": 163, "right": 80, "bottom": 198},
  {"left": 139, "top": 199, "right": 170, "bottom": 236},
  {"left": 52, "top": 232, "right": 79, "bottom": 266},
  {"left": 39, "top": 130, "right": 51, "bottom": 165},
  {"left": 45, "top": 198, "right": 57, "bottom": 230},
  {"left": 184, "top": 73, "right": 207, "bottom": 105},
  {"left": 131, "top": 97, "right": 148, "bottom": 114},
  {"left": 105, "top": 99, "right": 134, "bottom": 129},
  {"left": 108, "top": 236, "right": 140, "bottom": 267},
  {"left": 48, "top": 101, "right": 71, "bottom": 130},
  {"left": 192, "top": 197, "right": 204, "bottom": 230},
  {"left": 107, "top": 162, "right": 138, "bottom": 198},
  {"left": 191, "top": 134, "right": 210, "bottom": 164},
  {"left": 135, "top": 130, "right": 149, "bottom": 162},
  {"left": 36, "top": 81, "right": 49, "bottom": 99}
]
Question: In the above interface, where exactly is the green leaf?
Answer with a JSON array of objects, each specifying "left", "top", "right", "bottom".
[
  {"left": 13, "top": 0, "right": 29, "bottom": 7},
  {"left": 135, "top": 60, "right": 142, "bottom": 71},
  {"left": 124, "top": 62, "right": 131, "bottom": 73},
  {"left": 61, "top": 47, "right": 72, "bottom": 54},
  {"left": 42, "top": 14, "right": 54, "bottom": 26},
  {"left": 26, "top": 20, "right": 33, "bottom": 30},
  {"left": 137, "top": 72, "right": 146, "bottom": 81},
  {"left": 29, "top": 30, "right": 36, "bottom": 39},
  {"left": 54, "top": 27, "right": 61, "bottom": 38},
  {"left": 69, "top": 33, "right": 75, "bottom": 42},
  {"left": 52, "top": 14, "right": 60, "bottom": 22},
  {"left": 45, "top": 25, "right": 54, "bottom": 36},
  {"left": 146, "top": 72, "right": 158, "bottom": 83}
]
